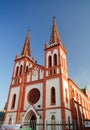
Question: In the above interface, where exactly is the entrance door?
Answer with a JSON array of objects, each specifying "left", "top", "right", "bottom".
[{"left": 30, "top": 115, "right": 36, "bottom": 130}]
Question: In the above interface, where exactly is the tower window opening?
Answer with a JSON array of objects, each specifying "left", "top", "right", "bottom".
[
  {"left": 50, "top": 70, "right": 52, "bottom": 75},
  {"left": 26, "top": 66, "right": 29, "bottom": 72},
  {"left": 54, "top": 69, "right": 56, "bottom": 74},
  {"left": 11, "top": 94, "right": 16, "bottom": 109},
  {"left": 48, "top": 55, "right": 52, "bottom": 67},
  {"left": 19, "top": 65, "right": 23, "bottom": 75},
  {"left": 54, "top": 54, "right": 57, "bottom": 66},
  {"left": 51, "top": 87, "right": 56, "bottom": 105},
  {"left": 15, "top": 66, "right": 19, "bottom": 77}
]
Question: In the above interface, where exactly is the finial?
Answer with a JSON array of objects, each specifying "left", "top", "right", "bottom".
[
  {"left": 27, "top": 29, "right": 30, "bottom": 37},
  {"left": 27, "top": 29, "right": 30, "bottom": 33},
  {"left": 53, "top": 16, "right": 56, "bottom": 21}
]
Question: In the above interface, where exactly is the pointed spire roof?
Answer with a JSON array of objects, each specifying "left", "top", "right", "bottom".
[
  {"left": 50, "top": 17, "right": 61, "bottom": 44},
  {"left": 21, "top": 29, "right": 31, "bottom": 57}
]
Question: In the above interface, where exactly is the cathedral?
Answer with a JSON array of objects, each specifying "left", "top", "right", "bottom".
[{"left": 4, "top": 17, "right": 90, "bottom": 130}]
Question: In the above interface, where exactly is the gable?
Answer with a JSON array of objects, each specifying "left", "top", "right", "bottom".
[{"left": 26, "top": 64, "right": 44, "bottom": 82}]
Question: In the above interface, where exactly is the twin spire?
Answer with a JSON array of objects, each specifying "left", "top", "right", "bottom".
[
  {"left": 50, "top": 16, "right": 61, "bottom": 44},
  {"left": 21, "top": 29, "right": 31, "bottom": 57},
  {"left": 21, "top": 17, "right": 61, "bottom": 57}
]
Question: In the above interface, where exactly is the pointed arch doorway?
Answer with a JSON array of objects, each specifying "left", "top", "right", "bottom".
[
  {"left": 30, "top": 114, "right": 36, "bottom": 130},
  {"left": 22, "top": 105, "right": 40, "bottom": 129}
]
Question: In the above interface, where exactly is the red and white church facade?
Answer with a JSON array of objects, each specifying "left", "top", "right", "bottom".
[{"left": 4, "top": 17, "right": 90, "bottom": 130}]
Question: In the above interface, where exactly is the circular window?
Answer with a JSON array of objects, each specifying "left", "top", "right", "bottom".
[{"left": 27, "top": 88, "right": 40, "bottom": 104}]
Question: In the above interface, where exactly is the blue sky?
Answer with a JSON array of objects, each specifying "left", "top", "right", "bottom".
[{"left": 0, "top": 0, "right": 90, "bottom": 110}]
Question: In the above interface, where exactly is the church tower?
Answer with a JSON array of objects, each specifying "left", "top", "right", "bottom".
[
  {"left": 43, "top": 17, "right": 71, "bottom": 123},
  {"left": 4, "top": 17, "right": 90, "bottom": 130},
  {"left": 5, "top": 18, "right": 72, "bottom": 128},
  {"left": 5, "top": 30, "right": 35, "bottom": 124}
]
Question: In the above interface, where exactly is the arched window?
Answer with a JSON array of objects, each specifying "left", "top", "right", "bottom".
[
  {"left": 54, "top": 54, "right": 57, "bottom": 66},
  {"left": 15, "top": 66, "right": 19, "bottom": 77},
  {"left": 51, "top": 115, "right": 55, "bottom": 120},
  {"left": 51, "top": 87, "right": 56, "bottom": 105},
  {"left": 48, "top": 56, "right": 52, "bottom": 67},
  {"left": 26, "top": 66, "right": 28, "bottom": 72},
  {"left": 11, "top": 94, "right": 16, "bottom": 109},
  {"left": 51, "top": 115, "right": 56, "bottom": 130},
  {"left": 65, "top": 88, "right": 68, "bottom": 103},
  {"left": 19, "top": 65, "right": 23, "bottom": 75},
  {"left": 8, "top": 117, "right": 12, "bottom": 124},
  {"left": 68, "top": 116, "right": 70, "bottom": 124}
]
